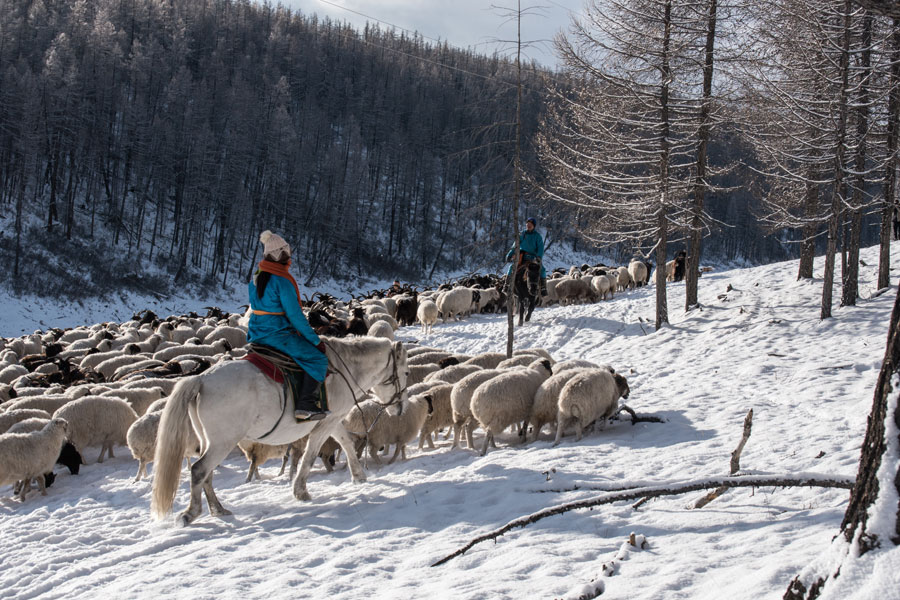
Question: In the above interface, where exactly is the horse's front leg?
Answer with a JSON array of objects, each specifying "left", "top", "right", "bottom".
[{"left": 293, "top": 425, "right": 332, "bottom": 501}]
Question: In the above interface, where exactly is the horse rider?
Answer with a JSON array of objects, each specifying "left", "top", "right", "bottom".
[
  {"left": 247, "top": 230, "right": 330, "bottom": 421},
  {"left": 505, "top": 217, "right": 548, "bottom": 296}
]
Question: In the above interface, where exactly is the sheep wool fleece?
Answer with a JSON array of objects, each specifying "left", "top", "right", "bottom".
[
  {"left": 505, "top": 229, "right": 547, "bottom": 278},
  {"left": 247, "top": 272, "right": 328, "bottom": 382}
]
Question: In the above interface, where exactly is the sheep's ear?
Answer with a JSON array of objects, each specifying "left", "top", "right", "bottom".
[{"left": 542, "top": 359, "right": 552, "bottom": 374}]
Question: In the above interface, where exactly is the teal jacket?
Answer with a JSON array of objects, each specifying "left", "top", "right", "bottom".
[
  {"left": 247, "top": 274, "right": 328, "bottom": 382},
  {"left": 506, "top": 230, "right": 546, "bottom": 278}
]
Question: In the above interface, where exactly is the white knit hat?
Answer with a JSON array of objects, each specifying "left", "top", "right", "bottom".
[{"left": 260, "top": 230, "right": 291, "bottom": 259}]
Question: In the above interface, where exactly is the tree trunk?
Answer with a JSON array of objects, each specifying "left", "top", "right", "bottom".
[
  {"left": 507, "top": 0, "right": 523, "bottom": 358},
  {"left": 798, "top": 180, "right": 818, "bottom": 280},
  {"left": 821, "top": 0, "right": 852, "bottom": 320},
  {"left": 656, "top": 0, "right": 672, "bottom": 331},
  {"left": 879, "top": 19, "right": 900, "bottom": 291},
  {"left": 686, "top": 0, "right": 717, "bottom": 311}
]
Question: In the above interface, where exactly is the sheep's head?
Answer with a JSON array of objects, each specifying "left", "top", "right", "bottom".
[
  {"left": 438, "top": 356, "right": 459, "bottom": 369},
  {"left": 614, "top": 373, "right": 630, "bottom": 399},
  {"left": 58, "top": 441, "right": 83, "bottom": 475}
]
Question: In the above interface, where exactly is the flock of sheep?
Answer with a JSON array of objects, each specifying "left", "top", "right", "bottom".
[{"left": 0, "top": 255, "right": 650, "bottom": 504}]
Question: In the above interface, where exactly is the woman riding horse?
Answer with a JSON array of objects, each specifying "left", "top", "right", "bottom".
[
  {"left": 248, "top": 230, "right": 329, "bottom": 421},
  {"left": 506, "top": 217, "right": 548, "bottom": 296}
]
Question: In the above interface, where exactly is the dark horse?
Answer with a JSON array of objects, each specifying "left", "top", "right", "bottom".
[{"left": 512, "top": 258, "right": 541, "bottom": 326}]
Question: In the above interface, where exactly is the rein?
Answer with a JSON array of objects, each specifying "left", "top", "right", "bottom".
[{"left": 323, "top": 340, "right": 408, "bottom": 463}]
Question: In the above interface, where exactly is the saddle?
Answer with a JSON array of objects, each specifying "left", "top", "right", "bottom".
[{"left": 242, "top": 344, "right": 328, "bottom": 413}]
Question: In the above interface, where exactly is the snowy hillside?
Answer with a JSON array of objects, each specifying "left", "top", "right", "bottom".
[{"left": 2, "top": 244, "right": 898, "bottom": 600}]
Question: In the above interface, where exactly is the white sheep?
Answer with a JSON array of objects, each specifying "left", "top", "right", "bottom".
[
  {"left": 0, "top": 418, "right": 70, "bottom": 501},
  {"left": 515, "top": 347, "right": 555, "bottom": 362},
  {"left": 450, "top": 369, "right": 503, "bottom": 449},
  {"left": 112, "top": 358, "right": 165, "bottom": 381},
  {"left": 343, "top": 395, "right": 432, "bottom": 464},
  {"left": 554, "top": 370, "right": 630, "bottom": 445},
  {"left": 94, "top": 354, "right": 151, "bottom": 380},
  {"left": 4, "top": 396, "right": 71, "bottom": 416},
  {"left": 236, "top": 440, "right": 298, "bottom": 483},
  {"left": 368, "top": 312, "right": 399, "bottom": 331},
  {"left": 628, "top": 260, "right": 649, "bottom": 287},
  {"left": 381, "top": 297, "right": 398, "bottom": 320},
  {"left": 591, "top": 274, "right": 612, "bottom": 300},
  {"left": 122, "top": 378, "right": 179, "bottom": 395},
  {"left": 0, "top": 409, "right": 53, "bottom": 434},
  {"left": 100, "top": 387, "right": 165, "bottom": 416},
  {"left": 127, "top": 410, "right": 201, "bottom": 481},
  {"left": 55, "top": 396, "right": 139, "bottom": 463},
  {"left": 0, "top": 364, "right": 28, "bottom": 385},
  {"left": 555, "top": 278, "right": 591, "bottom": 305},
  {"left": 496, "top": 355, "right": 539, "bottom": 369},
  {"left": 406, "top": 345, "right": 444, "bottom": 357},
  {"left": 470, "top": 359, "right": 553, "bottom": 455},
  {"left": 5, "top": 417, "right": 51, "bottom": 434},
  {"left": 152, "top": 339, "right": 231, "bottom": 363},
  {"left": 408, "top": 351, "right": 455, "bottom": 366},
  {"left": 416, "top": 299, "right": 440, "bottom": 334},
  {"left": 423, "top": 363, "right": 483, "bottom": 385},
  {"left": 416, "top": 383, "right": 454, "bottom": 450},
  {"left": 203, "top": 326, "right": 247, "bottom": 349},
  {"left": 367, "top": 320, "right": 395, "bottom": 340},
  {"left": 463, "top": 352, "right": 508, "bottom": 369},
  {"left": 436, "top": 287, "right": 474, "bottom": 322},
  {"left": 408, "top": 364, "right": 440, "bottom": 385},
  {"left": 473, "top": 288, "right": 500, "bottom": 313},
  {"left": 616, "top": 266, "right": 633, "bottom": 291},
  {"left": 529, "top": 369, "right": 587, "bottom": 442}
]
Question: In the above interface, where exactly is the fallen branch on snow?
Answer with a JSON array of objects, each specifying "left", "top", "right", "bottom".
[
  {"left": 430, "top": 473, "right": 854, "bottom": 567},
  {"left": 694, "top": 409, "right": 752, "bottom": 509}
]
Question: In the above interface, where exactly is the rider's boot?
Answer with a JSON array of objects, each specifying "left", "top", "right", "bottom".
[
  {"left": 540, "top": 277, "right": 548, "bottom": 296},
  {"left": 294, "top": 371, "right": 328, "bottom": 422}
]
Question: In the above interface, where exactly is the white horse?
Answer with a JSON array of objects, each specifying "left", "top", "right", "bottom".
[{"left": 151, "top": 337, "right": 409, "bottom": 525}]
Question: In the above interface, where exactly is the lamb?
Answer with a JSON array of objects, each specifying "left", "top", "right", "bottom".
[
  {"left": 343, "top": 395, "right": 433, "bottom": 464},
  {"left": 367, "top": 320, "right": 395, "bottom": 340},
  {"left": 436, "top": 287, "right": 474, "bottom": 322},
  {"left": 616, "top": 266, "right": 633, "bottom": 291},
  {"left": 152, "top": 338, "right": 231, "bottom": 363},
  {"left": 0, "top": 418, "right": 70, "bottom": 501},
  {"left": 554, "top": 370, "right": 630, "bottom": 445},
  {"left": 100, "top": 387, "right": 165, "bottom": 416},
  {"left": 450, "top": 369, "right": 503, "bottom": 449},
  {"left": 470, "top": 359, "right": 553, "bottom": 455},
  {"left": 416, "top": 383, "right": 454, "bottom": 450},
  {"left": 628, "top": 260, "right": 649, "bottom": 287},
  {"left": 408, "top": 364, "right": 440, "bottom": 385},
  {"left": 0, "top": 409, "right": 53, "bottom": 434},
  {"left": 127, "top": 411, "right": 201, "bottom": 481},
  {"left": 416, "top": 299, "right": 439, "bottom": 335},
  {"left": 55, "top": 396, "right": 139, "bottom": 463},
  {"left": 203, "top": 326, "right": 248, "bottom": 349},
  {"left": 423, "top": 363, "right": 483, "bottom": 385}
]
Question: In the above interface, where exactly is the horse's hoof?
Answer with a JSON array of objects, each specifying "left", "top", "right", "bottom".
[
  {"left": 294, "top": 490, "right": 312, "bottom": 501},
  {"left": 177, "top": 512, "right": 195, "bottom": 527},
  {"left": 352, "top": 473, "right": 368, "bottom": 484},
  {"left": 210, "top": 506, "right": 232, "bottom": 517}
]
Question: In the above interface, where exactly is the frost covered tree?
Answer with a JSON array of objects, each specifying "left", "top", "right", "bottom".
[{"left": 538, "top": 0, "right": 724, "bottom": 329}]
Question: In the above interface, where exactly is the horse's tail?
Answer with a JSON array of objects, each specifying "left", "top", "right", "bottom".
[{"left": 151, "top": 375, "right": 202, "bottom": 520}]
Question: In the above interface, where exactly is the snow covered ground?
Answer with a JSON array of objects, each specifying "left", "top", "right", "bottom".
[{"left": 1, "top": 244, "right": 898, "bottom": 600}]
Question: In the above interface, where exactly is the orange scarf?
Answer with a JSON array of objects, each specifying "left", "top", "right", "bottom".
[{"left": 258, "top": 259, "right": 303, "bottom": 308}]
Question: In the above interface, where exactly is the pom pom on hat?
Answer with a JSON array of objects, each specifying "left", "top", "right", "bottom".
[{"left": 260, "top": 230, "right": 291, "bottom": 259}]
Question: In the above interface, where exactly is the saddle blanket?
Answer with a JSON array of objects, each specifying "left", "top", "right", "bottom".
[{"left": 242, "top": 353, "right": 285, "bottom": 384}]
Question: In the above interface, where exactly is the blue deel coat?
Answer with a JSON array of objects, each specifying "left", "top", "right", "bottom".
[
  {"left": 505, "top": 229, "right": 547, "bottom": 278},
  {"left": 247, "top": 273, "right": 328, "bottom": 382}
]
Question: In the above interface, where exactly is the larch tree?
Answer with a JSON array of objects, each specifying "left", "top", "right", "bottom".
[{"left": 538, "top": 0, "right": 719, "bottom": 329}]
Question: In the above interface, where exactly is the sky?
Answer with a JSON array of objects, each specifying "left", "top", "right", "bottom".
[{"left": 280, "top": 0, "right": 586, "bottom": 68}]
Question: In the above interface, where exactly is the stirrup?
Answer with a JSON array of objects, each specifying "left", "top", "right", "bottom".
[{"left": 294, "top": 409, "right": 329, "bottom": 422}]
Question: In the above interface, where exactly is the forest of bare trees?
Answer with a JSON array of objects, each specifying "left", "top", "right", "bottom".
[{"left": 0, "top": 0, "right": 555, "bottom": 297}]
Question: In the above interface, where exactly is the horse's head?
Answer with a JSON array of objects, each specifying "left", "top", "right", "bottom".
[{"left": 371, "top": 340, "right": 409, "bottom": 417}]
